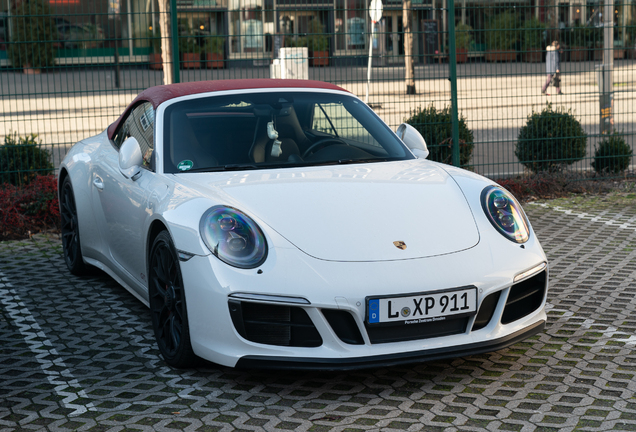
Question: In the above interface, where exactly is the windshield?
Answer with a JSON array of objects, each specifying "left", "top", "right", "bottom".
[{"left": 163, "top": 91, "right": 413, "bottom": 173}]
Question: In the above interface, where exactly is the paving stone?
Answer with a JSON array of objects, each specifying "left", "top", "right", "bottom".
[{"left": 1, "top": 193, "right": 636, "bottom": 431}]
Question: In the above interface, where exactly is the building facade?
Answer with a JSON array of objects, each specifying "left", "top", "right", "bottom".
[{"left": 0, "top": 0, "right": 634, "bottom": 66}]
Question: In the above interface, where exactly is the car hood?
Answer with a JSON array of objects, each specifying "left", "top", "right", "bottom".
[{"left": 176, "top": 160, "right": 480, "bottom": 262}]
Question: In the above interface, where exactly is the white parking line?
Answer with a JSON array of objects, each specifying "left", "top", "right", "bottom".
[
  {"left": 0, "top": 273, "right": 94, "bottom": 416},
  {"left": 530, "top": 202, "right": 636, "bottom": 230}
]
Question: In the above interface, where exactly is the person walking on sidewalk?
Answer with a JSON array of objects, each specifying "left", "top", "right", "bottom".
[{"left": 541, "top": 41, "right": 562, "bottom": 95}]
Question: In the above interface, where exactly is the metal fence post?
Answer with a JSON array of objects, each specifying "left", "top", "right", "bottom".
[
  {"left": 170, "top": 0, "right": 180, "bottom": 84},
  {"left": 601, "top": 0, "right": 614, "bottom": 133},
  {"left": 447, "top": 0, "right": 460, "bottom": 167}
]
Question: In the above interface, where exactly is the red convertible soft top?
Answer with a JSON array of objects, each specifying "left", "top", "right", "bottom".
[{"left": 107, "top": 79, "right": 348, "bottom": 140}]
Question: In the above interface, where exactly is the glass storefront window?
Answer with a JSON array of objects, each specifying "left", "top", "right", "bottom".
[
  {"left": 336, "top": 0, "right": 366, "bottom": 51},
  {"left": 277, "top": 10, "right": 324, "bottom": 48},
  {"left": 587, "top": 1, "right": 601, "bottom": 26},
  {"left": 243, "top": 17, "right": 263, "bottom": 51},
  {"left": 229, "top": 0, "right": 273, "bottom": 55}
]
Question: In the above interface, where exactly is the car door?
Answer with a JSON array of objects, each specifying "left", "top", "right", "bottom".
[{"left": 92, "top": 102, "right": 156, "bottom": 289}]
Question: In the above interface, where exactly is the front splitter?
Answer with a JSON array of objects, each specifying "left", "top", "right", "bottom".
[{"left": 235, "top": 320, "right": 546, "bottom": 371}]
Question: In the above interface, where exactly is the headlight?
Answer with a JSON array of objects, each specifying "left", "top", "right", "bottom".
[
  {"left": 199, "top": 206, "right": 267, "bottom": 268},
  {"left": 480, "top": 186, "right": 529, "bottom": 244}
]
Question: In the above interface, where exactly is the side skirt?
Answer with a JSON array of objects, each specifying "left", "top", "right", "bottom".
[{"left": 84, "top": 257, "right": 150, "bottom": 307}]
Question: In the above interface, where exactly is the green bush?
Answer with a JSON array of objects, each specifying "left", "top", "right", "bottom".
[
  {"left": 562, "top": 24, "right": 591, "bottom": 48},
  {"left": 307, "top": 34, "right": 328, "bottom": 52},
  {"left": 147, "top": 29, "right": 162, "bottom": 53},
  {"left": 0, "top": 132, "right": 54, "bottom": 186},
  {"left": 591, "top": 132, "right": 633, "bottom": 174},
  {"left": 179, "top": 37, "right": 200, "bottom": 54},
  {"left": 571, "top": 24, "right": 589, "bottom": 47},
  {"left": 455, "top": 23, "right": 473, "bottom": 50},
  {"left": 485, "top": 11, "right": 519, "bottom": 51},
  {"left": 589, "top": 25, "right": 603, "bottom": 48},
  {"left": 627, "top": 22, "right": 636, "bottom": 45},
  {"left": 405, "top": 105, "right": 474, "bottom": 167},
  {"left": 307, "top": 19, "right": 329, "bottom": 52},
  {"left": 178, "top": 22, "right": 201, "bottom": 54},
  {"left": 521, "top": 17, "right": 546, "bottom": 50},
  {"left": 203, "top": 36, "right": 224, "bottom": 54},
  {"left": 8, "top": 0, "right": 58, "bottom": 69},
  {"left": 287, "top": 36, "right": 307, "bottom": 48},
  {"left": 516, "top": 104, "right": 587, "bottom": 173}
]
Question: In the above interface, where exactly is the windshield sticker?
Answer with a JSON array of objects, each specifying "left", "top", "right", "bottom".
[{"left": 177, "top": 160, "right": 194, "bottom": 171}]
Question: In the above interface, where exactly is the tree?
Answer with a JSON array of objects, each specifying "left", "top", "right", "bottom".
[
  {"left": 8, "top": 0, "right": 58, "bottom": 70},
  {"left": 157, "top": 0, "right": 175, "bottom": 84},
  {"left": 403, "top": 0, "right": 416, "bottom": 95}
]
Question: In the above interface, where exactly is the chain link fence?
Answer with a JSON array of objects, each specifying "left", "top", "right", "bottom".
[{"left": 0, "top": 0, "right": 634, "bottom": 184}]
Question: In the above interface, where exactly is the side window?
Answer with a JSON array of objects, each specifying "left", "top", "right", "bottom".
[
  {"left": 312, "top": 104, "right": 335, "bottom": 135},
  {"left": 313, "top": 103, "right": 381, "bottom": 148},
  {"left": 113, "top": 102, "right": 155, "bottom": 169}
]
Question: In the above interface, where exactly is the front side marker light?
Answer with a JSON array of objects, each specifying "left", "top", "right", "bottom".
[
  {"left": 481, "top": 186, "right": 530, "bottom": 244},
  {"left": 513, "top": 262, "right": 547, "bottom": 283}
]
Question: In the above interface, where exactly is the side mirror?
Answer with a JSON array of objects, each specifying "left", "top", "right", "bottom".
[
  {"left": 119, "top": 137, "right": 143, "bottom": 180},
  {"left": 396, "top": 123, "right": 429, "bottom": 159}
]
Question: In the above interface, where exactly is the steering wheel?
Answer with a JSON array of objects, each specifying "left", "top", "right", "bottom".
[{"left": 302, "top": 138, "right": 347, "bottom": 159}]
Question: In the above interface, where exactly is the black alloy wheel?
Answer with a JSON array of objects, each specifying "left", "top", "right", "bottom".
[
  {"left": 60, "top": 177, "right": 88, "bottom": 275},
  {"left": 149, "top": 231, "right": 196, "bottom": 368}
]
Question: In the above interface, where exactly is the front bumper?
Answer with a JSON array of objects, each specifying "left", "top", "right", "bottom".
[{"left": 180, "top": 231, "right": 549, "bottom": 369}]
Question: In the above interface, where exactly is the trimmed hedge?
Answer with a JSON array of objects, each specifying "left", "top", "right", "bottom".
[
  {"left": 516, "top": 104, "right": 587, "bottom": 173},
  {"left": 592, "top": 132, "right": 633, "bottom": 174},
  {"left": 404, "top": 105, "right": 474, "bottom": 167},
  {"left": 0, "top": 132, "right": 54, "bottom": 186}
]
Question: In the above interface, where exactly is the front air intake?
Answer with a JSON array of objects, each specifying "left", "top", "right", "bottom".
[
  {"left": 322, "top": 309, "right": 364, "bottom": 345},
  {"left": 501, "top": 270, "right": 547, "bottom": 325},
  {"left": 229, "top": 300, "right": 322, "bottom": 347},
  {"left": 472, "top": 291, "right": 502, "bottom": 331}
]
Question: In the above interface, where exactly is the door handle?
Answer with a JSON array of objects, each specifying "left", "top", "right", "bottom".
[{"left": 93, "top": 178, "right": 104, "bottom": 191}]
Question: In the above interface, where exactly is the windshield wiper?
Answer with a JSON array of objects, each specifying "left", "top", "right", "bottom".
[
  {"left": 179, "top": 160, "right": 389, "bottom": 173},
  {"left": 178, "top": 164, "right": 259, "bottom": 173},
  {"left": 222, "top": 164, "right": 259, "bottom": 170},
  {"left": 337, "top": 158, "right": 389, "bottom": 165}
]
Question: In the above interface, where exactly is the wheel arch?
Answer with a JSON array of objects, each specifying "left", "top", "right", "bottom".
[
  {"left": 146, "top": 219, "right": 169, "bottom": 283},
  {"left": 58, "top": 167, "right": 69, "bottom": 202}
]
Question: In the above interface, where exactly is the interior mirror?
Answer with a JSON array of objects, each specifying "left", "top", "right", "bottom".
[
  {"left": 396, "top": 123, "right": 429, "bottom": 159},
  {"left": 119, "top": 137, "right": 143, "bottom": 180}
]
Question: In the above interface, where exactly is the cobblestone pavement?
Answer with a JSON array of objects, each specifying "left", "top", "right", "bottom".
[{"left": 1, "top": 193, "right": 636, "bottom": 432}]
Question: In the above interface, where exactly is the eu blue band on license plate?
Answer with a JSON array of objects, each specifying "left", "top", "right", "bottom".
[
  {"left": 367, "top": 287, "right": 477, "bottom": 325},
  {"left": 368, "top": 299, "right": 380, "bottom": 323}
]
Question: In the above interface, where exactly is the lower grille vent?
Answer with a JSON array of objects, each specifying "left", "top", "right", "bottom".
[
  {"left": 229, "top": 300, "right": 322, "bottom": 347},
  {"left": 365, "top": 317, "right": 469, "bottom": 344}
]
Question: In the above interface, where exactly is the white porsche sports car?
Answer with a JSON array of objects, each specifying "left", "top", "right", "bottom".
[{"left": 59, "top": 79, "right": 548, "bottom": 369}]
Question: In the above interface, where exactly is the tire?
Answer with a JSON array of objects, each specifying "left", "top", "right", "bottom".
[
  {"left": 60, "top": 177, "right": 90, "bottom": 275},
  {"left": 148, "top": 231, "right": 197, "bottom": 368}
]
